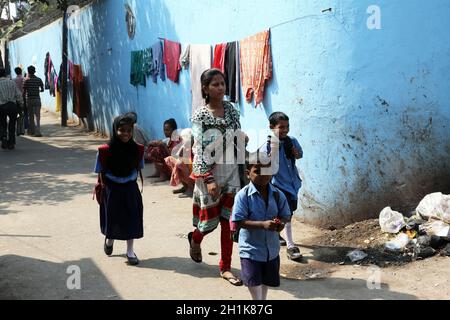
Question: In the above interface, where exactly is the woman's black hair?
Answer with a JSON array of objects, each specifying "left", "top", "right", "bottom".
[
  {"left": 164, "top": 118, "right": 177, "bottom": 130},
  {"left": 200, "top": 68, "right": 226, "bottom": 104},
  {"left": 269, "top": 112, "right": 289, "bottom": 126}
]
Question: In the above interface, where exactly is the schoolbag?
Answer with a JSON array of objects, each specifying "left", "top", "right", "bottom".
[{"left": 92, "top": 144, "right": 145, "bottom": 205}]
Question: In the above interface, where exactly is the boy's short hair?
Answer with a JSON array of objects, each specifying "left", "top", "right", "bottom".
[
  {"left": 14, "top": 67, "right": 22, "bottom": 75},
  {"left": 269, "top": 112, "right": 289, "bottom": 126},
  {"left": 245, "top": 151, "right": 271, "bottom": 170},
  {"left": 27, "top": 66, "right": 36, "bottom": 74}
]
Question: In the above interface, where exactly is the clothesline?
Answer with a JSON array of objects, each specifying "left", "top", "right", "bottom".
[{"left": 157, "top": 8, "right": 333, "bottom": 46}]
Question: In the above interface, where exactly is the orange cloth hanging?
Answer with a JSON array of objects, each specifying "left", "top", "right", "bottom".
[{"left": 239, "top": 30, "right": 272, "bottom": 106}]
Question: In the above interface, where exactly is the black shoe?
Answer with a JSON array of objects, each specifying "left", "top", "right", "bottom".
[
  {"left": 1, "top": 138, "right": 7, "bottom": 149},
  {"left": 279, "top": 235, "right": 287, "bottom": 246},
  {"left": 287, "top": 246, "right": 303, "bottom": 261},
  {"left": 104, "top": 238, "right": 113, "bottom": 256},
  {"left": 126, "top": 254, "right": 139, "bottom": 266},
  {"left": 7, "top": 144, "right": 15, "bottom": 150}
]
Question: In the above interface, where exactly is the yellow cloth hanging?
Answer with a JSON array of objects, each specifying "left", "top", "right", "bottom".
[{"left": 55, "top": 90, "right": 62, "bottom": 112}]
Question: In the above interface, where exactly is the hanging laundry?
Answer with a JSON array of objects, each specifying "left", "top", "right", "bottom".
[
  {"left": 179, "top": 44, "right": 190, "bottom": 69},
  {"left": 130, "top": 50, "right": 146, "bottom": 87},
  {"left": 239, "top": 30, "right": 272, "bottom": 106},
  {"left": 72, "top": 64, "right": 91, "bottom": 118},
  {"left": 224, "top": 41, "right": 239, "bottom": 103},
  {"left": 44, "top": 52, "right": 56, "bottom": 96},
  {"left": 163, "top": 39, "right": 182, "bottom": 83},
  {"left": 213, "top": 43, "right": 226, "bottom": 73},
  {"left": 150, "top": 41, "right": 165, "bottom": 83},
  {"left": 68, "top": 61, "right": 74, "bottom": 81},
  {"left": 44, "top": 52, "right": 50, "bottom": 89},
  {"left": 143, "top": 47, "right": 153, "bottom": 78},
  {"left": 188, "top": 44, "right": 211, "bottom": 112},
  {"left": 55, "top": 89, "right": 62, "bottom": 113}
]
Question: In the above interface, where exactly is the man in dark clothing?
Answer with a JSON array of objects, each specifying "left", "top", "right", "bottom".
[
  {"left": 0, "top": 67, "right": 23, "bottom": 150},
  {"left": 23, "top": 65, "right": 44, "bottom": 137}
]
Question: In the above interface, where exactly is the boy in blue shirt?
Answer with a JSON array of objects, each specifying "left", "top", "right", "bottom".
[
  {"left": 265, "top": 112, "right": 303, "bottom": 261},
  {"left": 231, "top": 155, "right": 291, "bottom": 300}
]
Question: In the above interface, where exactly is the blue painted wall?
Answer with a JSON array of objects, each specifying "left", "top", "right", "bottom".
[{"left": 8, "top": 0, "right": 450, "bottom": 227}]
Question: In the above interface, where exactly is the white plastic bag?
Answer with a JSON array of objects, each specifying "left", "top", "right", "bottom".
[
  {"left": 379, "top": 207, "right": 405, "bottom": 233},
  {"left": 346, "top": 250, "right": 368, "bottom": 262},
  {"left": 416, "top": 192, "right": 450, "bottom": 223},
  {"left": 419, "top": 221, "right": 450, "bottom": 239},
  {"left": 385, "top": 233, "right": 410, "bottom": 251}
]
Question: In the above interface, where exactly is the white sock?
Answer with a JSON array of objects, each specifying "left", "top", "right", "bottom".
[
  {"left": 248, "top": 285, "right": 263, "bottom": 300},
  {"left": 261, "top": 285, "right": 268, "bottom": 300},
  {"left": 285, "top": 222, "right": 295, "bottom": 249},
  {"left": 126, "top": 239, "right": 135, "bottom": 257},
  {"left": 106, "top": 239, "right": 114, "bottom": 246}
]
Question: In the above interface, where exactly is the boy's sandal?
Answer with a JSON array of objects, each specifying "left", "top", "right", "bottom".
[
  {"left": 220, "top": 271, "right": 243, "bottom": 286},
  {"left": 287, "top": 247, "right": 303, "bottom": 261},
  {"left": 188, "top": 232, "right": 202, "bottom": 263}
]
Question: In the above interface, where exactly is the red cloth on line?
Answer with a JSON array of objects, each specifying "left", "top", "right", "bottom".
[
  {"left": 163, "top": 39, "right": 182, "bottom": 83},
  {"left": 213, "top": 43, "right": 226, "bottom": 73}
]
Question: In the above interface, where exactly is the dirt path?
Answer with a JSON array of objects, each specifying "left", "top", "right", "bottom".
[{"left": 1, "top": 110, "right": 448, "bottom": 300}]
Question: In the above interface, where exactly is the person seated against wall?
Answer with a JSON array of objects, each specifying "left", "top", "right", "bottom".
[
  {"left": 164, "top": 128, "right": 194, "bottom": 198},
  {"left": 124, "top": 111, "right": 151, "bottom": 153},
  {"left": 147, "top": 118, "right": 181, "bottom": 182}
]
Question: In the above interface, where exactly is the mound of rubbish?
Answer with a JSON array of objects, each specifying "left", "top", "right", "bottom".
[{"left": 304, "top": 192, "right": 450, "bottom": 267}]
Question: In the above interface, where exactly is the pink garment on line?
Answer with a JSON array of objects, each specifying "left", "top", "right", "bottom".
[{"left": 163, "top": 39, "right": 182, "bottom": 83}]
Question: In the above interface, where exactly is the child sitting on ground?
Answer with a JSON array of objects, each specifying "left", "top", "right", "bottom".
[
  {"left": 164, "top": 128, "right": 194, "bottom": 197},
  {"left": 146, "top": 118, "right": 180, "bottom": 182}
]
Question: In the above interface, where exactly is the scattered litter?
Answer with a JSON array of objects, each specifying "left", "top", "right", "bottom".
[
  {"left": 442, "top": 244, "right": 450, "bottom": 257},
  {"left": 406, "top": 230, "right": 418, "bottom": 239},
  {"left": 419, "top": 221, "right": 450, "bottom": 238},
  {"left": 364, "top": 239, "right": 371, "bottom": 244},
  {"left": 416, "top": 246, "right": 436, "bottom": 259},
  {"left": 346, "top": 250, "right": 368, "bottom": 262},
  {"left": 379, "top": 207, "right": 405, "bottom": 233},
  {"left": 416, "top": 192, "right": 450, "bottom": 223},
  {"left": 385, "top": 233, "right": 410, "bottom": 251},
  {"left": 208, "top": 252, "right": 218, "bottom": 256}
]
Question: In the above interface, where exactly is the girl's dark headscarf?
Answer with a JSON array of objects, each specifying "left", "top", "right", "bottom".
[{"left": 106, "top": 115, "right": 139, "bottom": 177}]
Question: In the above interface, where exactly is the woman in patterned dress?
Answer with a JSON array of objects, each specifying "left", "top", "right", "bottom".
[{"left": 188, "top": 68, "right": 246, "bottom": 286}]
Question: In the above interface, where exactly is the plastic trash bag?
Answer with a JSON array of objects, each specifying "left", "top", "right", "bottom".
[
  {"left": 346, "top": 250, "right": 368, "bottom": 262},
  {"left": 379, "top": 207, "right": 405, "bottom": 233},
  {"left": 419, "top": 221, "right": 450, "bottom": 239},
  {"left": 384, "top": 233, "right": 410, "bottom": 251},
  {"left": 416, "top": 192, "right": 450, "bottom": 223}
]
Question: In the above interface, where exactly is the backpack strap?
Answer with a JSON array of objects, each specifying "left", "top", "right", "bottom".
[
  {"left": 137, "top": 144, "right": 145, "bottom": 193},
  {"left": 98, "top": 144, "right": 111, "bottom": 168}
]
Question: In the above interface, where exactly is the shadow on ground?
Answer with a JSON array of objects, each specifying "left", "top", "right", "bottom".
[
  {"left": 0, "top": 254, "right": 119, "bottom": 300},
  {"left": 0, "top": 121, "right": 105, "bottom": 214}
]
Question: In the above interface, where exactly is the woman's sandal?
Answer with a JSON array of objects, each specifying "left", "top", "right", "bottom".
[
  {"left": 188, "top": 232, "right": 202, "bottom": 263},
  {"left": 220, "top": 271, "right": 243, "bottom": 286}
]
